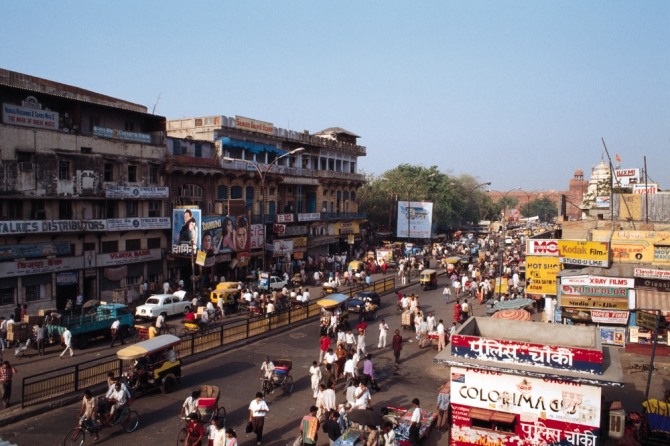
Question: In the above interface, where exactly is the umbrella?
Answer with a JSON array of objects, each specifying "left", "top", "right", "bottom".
[
  {"left": 491, "top": 309, "right": 531, "bottom": 321},
  {"left": 347, "top": 409, "right": 384, "bottom": 427}
]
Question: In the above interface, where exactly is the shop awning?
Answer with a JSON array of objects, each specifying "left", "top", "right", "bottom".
[
  {"left": 636, "top": 289, "right": 670, "bottom": 311},
  {"left": 219, "top": 137, "right": 283, "bottom": 155}
]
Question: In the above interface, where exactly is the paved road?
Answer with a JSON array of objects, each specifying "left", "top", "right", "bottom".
[{"left": 0, "top": 271, "right": 668, "bottom": 445}]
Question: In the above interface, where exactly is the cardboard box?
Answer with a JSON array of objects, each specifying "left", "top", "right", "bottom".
[{"left": 39, "top": 308, "right": 58, "bottom": 317}]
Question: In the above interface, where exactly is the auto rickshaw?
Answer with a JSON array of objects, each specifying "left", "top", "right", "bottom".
[
  {"left": 209, "top": 282, "right": 241, "bottom": 315},
  {"left": 419, "top": 269, "right": 438, "bottom": 290},
  {"left": 116, "top": 334, "right": 182, "bottom": 395}
]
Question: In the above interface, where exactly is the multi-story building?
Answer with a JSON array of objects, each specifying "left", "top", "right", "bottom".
[
  {"left": 0, "top": 69, "right": 170, "bottom": 312},
  {"left": 166, "top": 115, "right": 367, "bottom": 281}
]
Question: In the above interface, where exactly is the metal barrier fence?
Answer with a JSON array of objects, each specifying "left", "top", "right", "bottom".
[{"left": 21, "top": 276, "right": 396, "bottom": 408}]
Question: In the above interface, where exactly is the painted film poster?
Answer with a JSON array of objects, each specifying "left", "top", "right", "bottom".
[
  {"left": 172, "top": 208, "right": 201, "bottom": 255},
  {"left": 198, "top": 215, "right": 252, "bottom": 256},
  {"left": 449, "top": 367, "right": 601, "bottom": 446}
]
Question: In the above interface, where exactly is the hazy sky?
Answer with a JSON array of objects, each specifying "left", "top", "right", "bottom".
[{"left": 3, "top": 1, "right": 668, "bottom": 192}]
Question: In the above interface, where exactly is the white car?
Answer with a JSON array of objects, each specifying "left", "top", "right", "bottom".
[
  {"left": 135, "top": 290, "right": 191, "bottom": 320},
  {"left": 268, "top": 276, "right": 288, "bottom": 291}
]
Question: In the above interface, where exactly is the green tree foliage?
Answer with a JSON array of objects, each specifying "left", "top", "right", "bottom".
[
  {"left": 519, "top": 197, "right": 558, "bottom": 222},
  {"left": 358, "top": 165, "right": 491, "bottom": 234}
]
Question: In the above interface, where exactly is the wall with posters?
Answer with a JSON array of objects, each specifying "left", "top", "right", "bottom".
[
  {"left": 592, "top": 229, "right": 670, "bottom": 264},
  {"left": 172, "top": 208, "right": 201, "bottom": 255}
]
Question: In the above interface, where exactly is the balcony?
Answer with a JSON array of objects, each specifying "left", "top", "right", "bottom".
[{"left": 250, "top": 211, "right": 366, "bottom": 225}]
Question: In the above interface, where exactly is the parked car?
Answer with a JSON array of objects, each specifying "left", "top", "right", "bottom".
[
  {"left": 135, "top": 290, "right": 191, "bottom": 320},
  {"left": 347, "top": 291, "right": 381, "bottom": 313},
  {"left": 268, "top": 276, "right": 288, "bottom": 291}
]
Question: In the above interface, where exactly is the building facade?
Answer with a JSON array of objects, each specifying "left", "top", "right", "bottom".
[{"left": 0, "top": 68, "right": 170, "bottom": 313}]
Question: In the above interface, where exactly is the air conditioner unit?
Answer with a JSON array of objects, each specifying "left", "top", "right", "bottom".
[{"left": 19, "top": 162, "right": 33, "bottom": 172}]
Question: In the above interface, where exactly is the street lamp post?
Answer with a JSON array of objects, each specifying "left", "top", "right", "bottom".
[
  {"left": 497, "top": 187, "right": 521, "bottom": 299},
  {"left": 407, "top": 173, "right": 436, "bottom": 244},
  {"left": 223, "top": 147, "right": 305, "bottom": 272}
]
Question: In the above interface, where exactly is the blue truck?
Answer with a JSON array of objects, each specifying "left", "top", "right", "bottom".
[{"left": 47, "top": 303, "right": 135, "bottom": 349}]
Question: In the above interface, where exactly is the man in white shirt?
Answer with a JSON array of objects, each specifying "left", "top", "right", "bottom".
[
  {"left": 106, "top": 382, "right": 128, "bottom": 424},
  {"left": 321, "top": 384, "right": 337, "bottom": 413},
  {"left": 409, "top": 398, "right": 422, "bottom": 446},
  {"left": 436, "top": 320, "right": 446, "bottom": 352},
  {"left": 110, "top": 319, "right": 125, "bottom": 347},
  {"left": 425, "top": 312, "right": 436, "bottom": 333},
  {"left": 303, "top": 288, "right": 311, "bottom": 301},
  {"left": 353, "top": 382, "right": 371, "bottom": 410},
  {"left": 155, "top": 313, "right": 165, "bottom": 333},
  {"left": 377, "top": 319, "right": 389, "bottom": 349},
  {"left": 248, "top": 392, "right": 269, "bottom": 445},
  {"left": 324, "top": 348, "right": 337, "bottom": 366}
]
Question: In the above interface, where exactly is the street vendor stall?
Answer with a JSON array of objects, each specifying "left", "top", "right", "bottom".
[{"left": 334, "top": 406, "right": 436, "bottom": 446}]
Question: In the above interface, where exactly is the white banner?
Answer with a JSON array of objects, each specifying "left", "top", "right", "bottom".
[
  {"left": 107, "top": 218, "right": 171, "bottom": 231},
  {"left": 397, "top": 201, "right": 433, "bottom": 239},
  {"left": 105, "top": 185, "right": 170, "bottom": 199}
]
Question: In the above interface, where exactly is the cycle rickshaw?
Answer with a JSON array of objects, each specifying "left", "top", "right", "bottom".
[
  {"left": 176, "top": 385, "right": 227, "bottom": 445},
  {"left": 261, "top": 359, "right": 294, "bottom": 397}
]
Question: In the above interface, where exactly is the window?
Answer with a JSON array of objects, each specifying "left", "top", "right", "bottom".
[
  {"left": 195, "top": 143, "right": 202, "bottom": 158},
  {"left": 126, "top": 201, "right": 138, "bottom": 218},
  {"left": 217, "top": 185, "right": 228, "bottom": 200},
  {"left": 104, "top": 163, "right": 114, "bottom": 182},
  {"left": 105, "top": 201, "right": 116, "bottom": 218},
  {"left": 17, "top": 151, "right": 33, "bottom": 162},
  {"left": 148, "top": 200, "right": 161, "bottom": 217},
  {"left": 59, "top": 201, "right": 73, "bottom": 219},
  {"left": 124, "top": 121, "right": 135, "bottom": 132},
  {"left": 59, "top": 161, "right": 70, "bottom": 180},
  {"left": 32, "top": 200, "right": 46, "bottom": 219},
  {"left": 179, "top": 184, "right": 203, "bottom": 199},
  {"left": 231, "top": 186, "right": 243, "bottom": 199},
  {"left": 25, "top": 284, "right": 42, "bottom": 302},
  {"left": 128, "top": 165, "right": 138, "bottom": 183},
  {"left": 149, "top": 164, "right": 159, "bottom": 184},
  {"left": 126, "top": 239, "right": 141, "bottom": 251},
  {"left": 147, "top": 237, "right": 161, "bottom": 249},
  {"left": 101, "top": 241, "right": 118, "bottom": 254},
  {"left": 0, "top": 288, "right": 14, "bottom": 306},
  {"left": 7, "top": 201, "right": 22, "bottom": 219},
  {"left": 89, "top": 116, "right": 100, "bottom": 132},
  {"left": 83, "top": 242, "right": 96, "bottom": 251}
]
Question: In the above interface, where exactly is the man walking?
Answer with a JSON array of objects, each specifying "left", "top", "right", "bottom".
[
  {"left": 299, "top": 405, "right": 320, "bottom": 445},
  {"left": 377, "top": 319, "right": 389, "bottom": 349},
  {"left": 60, "top": 327, "right": 74, "bottom": 358},
  {"left": 248, "top": 392, "right": 269, "bottom": 445},
  {"left": 409, "top": 398, "right": 422, "bottom": 446},
  {"left": 442, "top": 284, "right": 451, "bottom": 304},
  {"left": 436, "top": 319, "right": 446, "bottom": 352},
  {"left": 356, "top": 329, "right": 366, "bottom": 357},
  {"left": 391, "top": 329, "right": 403, "bottom": 366}
]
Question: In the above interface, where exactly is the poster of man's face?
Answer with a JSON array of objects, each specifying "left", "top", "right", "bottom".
[{"left": 172, "top": 208, "right": 201, "bottom": 255}]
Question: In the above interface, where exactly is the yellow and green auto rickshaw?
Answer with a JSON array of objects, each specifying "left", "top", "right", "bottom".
[{"left": 419, "top": 269, "right": 438, "bottom": 290}]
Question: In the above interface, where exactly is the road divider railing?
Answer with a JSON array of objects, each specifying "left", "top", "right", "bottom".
[{"left": 21, "top": 276, "right": 396, "bottom": 408}]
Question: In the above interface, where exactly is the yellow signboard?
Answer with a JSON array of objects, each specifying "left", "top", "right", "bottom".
[
  {"left": 559, "top": 296, "right": 628, "bottom": 310},
  {"left": 525, "top": 256, "right": 561, "bottom": 295},
  {"left": 558, "top": 240, "right": 610, "bottom": 267},
  {"left": 592, "top": 229, "right": 670, "bottom": 264}
]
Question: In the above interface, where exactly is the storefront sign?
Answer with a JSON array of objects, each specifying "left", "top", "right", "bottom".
[
  {"left": 93, "top": 126, "right": 151, "bottom": 143},
  {"left": 97, "top": 248, "right": 162, "bottom": 267},
  {"left": 273, "top": 224, "right": 286, "bottom": 235},
  {"left": 560, "top": 296, "right": 629, "bottom": 310},
  {"left": 104, "top": 185, "right": 169, "bottom": 199},
  {"left": 599, "top": 327, "right": 626, "bottom": 347},
  {"left": 284, "top": 225, "right": 307, "bottom": 236},
  {"left": 592, "top": 230, "right": 670, "bottom": 264},
  {"left": 2, "top": 101, "right": 59, "bottom": 130},
  {"left": 297, "top": 213, "right": 321, "bottom": 222},
  {"left": 590, "top": 310, "right": 629, "bottom": 325},
  {"left": 276, "top": 214, "right": 294, "bottom": 223},
  {"left": 272, "top": 239, "right": 293, "bottom": 256},
  {"left": 235, "top": 115, "right": 273, "bottom": 135},
  {"left": 249, "top": 224, "right": 264, "bottom": 250},
  {"left": 636, "top": 311, "right": 659, "bottom": 330},
  {"left": 633, "top": 184, "right": 658, "bottom": 194},
  {"left": 449, "top": 367, "right": 601, "bottom": 428},
  {"left": 558, "top": 240, "right": 609, "bottom": 267},
  {"left": 634, "top": 267, "right": 670, "bottom": 280},
  {"left": 0, "top": 219, "right": 107, "bottom": 235},
  {"left": 635, "top": 277, "right": 670, "bottom": 292},
  {"left": 613, "top": 168, "right": 640, "bottom": 187},
  {"left": 0, "top": 256, "right": 84, "bottom": 277},
  {"left": 525, "top": 239, "right": 559, "bottom": 256},
  {"left": 560, "top": 285, "right": 629, "bottom": 298},
  {"left": 561, "top": 275, "right": 634, "bottom": 288},
  {"left": 525, "top": 256, "right": 560, "bottom": 295},
  {"left": 0, "top": 242, "right": 71, "bottom": 260},
  {"left": 107, "top": 217, "right": 171, "bottom": 231},
  {"left": 450, "top": 335, "right": 603, "bottom": 373}
]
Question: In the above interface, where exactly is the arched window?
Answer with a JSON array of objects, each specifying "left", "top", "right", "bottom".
[
  {"left": 231, "top": 186, "right": 243, "bottom": 199},
  {"left": 246, "top": 186, "right": 255, "bottom": 213}
]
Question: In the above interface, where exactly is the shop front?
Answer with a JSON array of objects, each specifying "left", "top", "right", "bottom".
[{"left": 434, "top": 317, "right": 624, "bottom": 446}]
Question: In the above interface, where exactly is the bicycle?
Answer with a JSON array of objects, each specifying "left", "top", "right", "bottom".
[{"left": 63, "top": 403, "right": 139, "bottom": 445}]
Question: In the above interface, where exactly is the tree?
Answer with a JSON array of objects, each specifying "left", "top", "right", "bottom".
[{"left": 520, "top": 197, "right": 558, "bottom": 222}]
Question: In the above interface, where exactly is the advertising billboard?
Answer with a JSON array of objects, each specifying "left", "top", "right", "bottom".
[
  {"left": 397, "top": 201, "right": 433, "bottom": 239},
  {"left": 613, "top": 168, "right": 640, "bottom": 187},
  {"left": 172, "top": 208, "right": 201, "bottom": 255},
  {"left": 525, "top": 239, "right": 559, "bottom": 257},
  {"left": 525, "top": 256, "right": 560, "bottom": 295},
  {"left": 558, "top": 240, "right": 609, "bottom": 267},
  {"left": 198, "top": 214, "right": 252, "bottom": 255}
]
